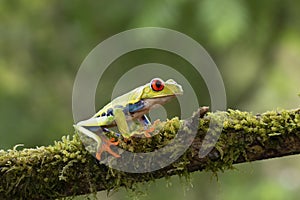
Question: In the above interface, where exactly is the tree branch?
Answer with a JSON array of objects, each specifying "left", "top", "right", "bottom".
[{"left": 1, "top": 107, "right": 300, "bottom": 199}]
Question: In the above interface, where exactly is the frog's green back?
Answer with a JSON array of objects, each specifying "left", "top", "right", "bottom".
[
  {"left": 93, "top": 85, "right": 145, "bottom": 118},
  {"left": 92, "top": 79, "right": 183, "bottom": 118}
]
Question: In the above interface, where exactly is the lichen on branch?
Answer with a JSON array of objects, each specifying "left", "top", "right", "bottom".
[{"left": 0, "top": 107, "right": 300, "bottom": 199}]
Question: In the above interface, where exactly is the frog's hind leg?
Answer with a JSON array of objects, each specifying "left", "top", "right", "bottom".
[
  {"left": 92, "top": 127, "right": 121, "bottom": 160},
  {"left": 74, "top": 125, "right": 120, "bottom": 161}
]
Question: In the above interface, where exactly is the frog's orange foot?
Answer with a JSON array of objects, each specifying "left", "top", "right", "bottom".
[
  {"left": 144, "top": 120, "right": 161, "bottom": 137},
  {"left": 95, "top": 136, "right": 121, "bottom": 160},
  {"left": 143, "top": 129, "right": 153, "bottom": 138}
]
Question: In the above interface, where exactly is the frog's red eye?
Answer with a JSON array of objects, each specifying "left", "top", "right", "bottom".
[{"left": 151, "top": 78, "right": 164, "bottom": 91}]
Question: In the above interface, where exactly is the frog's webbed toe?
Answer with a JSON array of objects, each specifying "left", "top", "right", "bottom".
[
  {"left": 137, "top": 116, "right": 161, "bottom": 138},
  {"left": 96, "top": 135, "right": 120, "bottom": 160}
]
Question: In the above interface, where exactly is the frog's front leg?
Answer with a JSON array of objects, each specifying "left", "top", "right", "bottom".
[
  {"left": 113, "top": 108, "right": 131, "bottom": 139},
  {"left": 138, "top": 115, "right": 160, "bottom": 137},
  {"left": 73, "top": 124, "right": 120, "bottom": 160},
  {"left": 140, "top": 115, "right": 151, "bottom": 128}
]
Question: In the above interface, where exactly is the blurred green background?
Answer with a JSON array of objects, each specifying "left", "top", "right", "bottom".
[{"left": 1, "top": 0, "right": 300, "bottom": 199}]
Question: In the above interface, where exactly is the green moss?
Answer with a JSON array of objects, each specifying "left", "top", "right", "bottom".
[
  {"left": 201, "top": 108, "right": 300, "bottom": 174},
  {"left": 0, "top": 108, "right": 299, "bottom": 199}
]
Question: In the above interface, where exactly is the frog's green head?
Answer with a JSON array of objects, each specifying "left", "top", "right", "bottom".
[{"left": 140, "top": 78, "right": 183, "bottom": 99}]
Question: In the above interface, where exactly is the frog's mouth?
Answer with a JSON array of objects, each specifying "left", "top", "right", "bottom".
[
  {"left": 143, "top": 95, "right": 179, "bottom": 109},
  {"left": 129, "top": 94, "right": 179, "bottom": 119}
]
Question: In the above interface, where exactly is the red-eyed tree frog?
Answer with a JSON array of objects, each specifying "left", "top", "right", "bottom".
[{"left": 74, "top": 78, "right": 183, "bottom": 160}]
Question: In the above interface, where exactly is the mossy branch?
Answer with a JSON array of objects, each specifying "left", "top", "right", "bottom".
[{"left": 1, "top": 107, "right": 300, "bottom": 199}]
